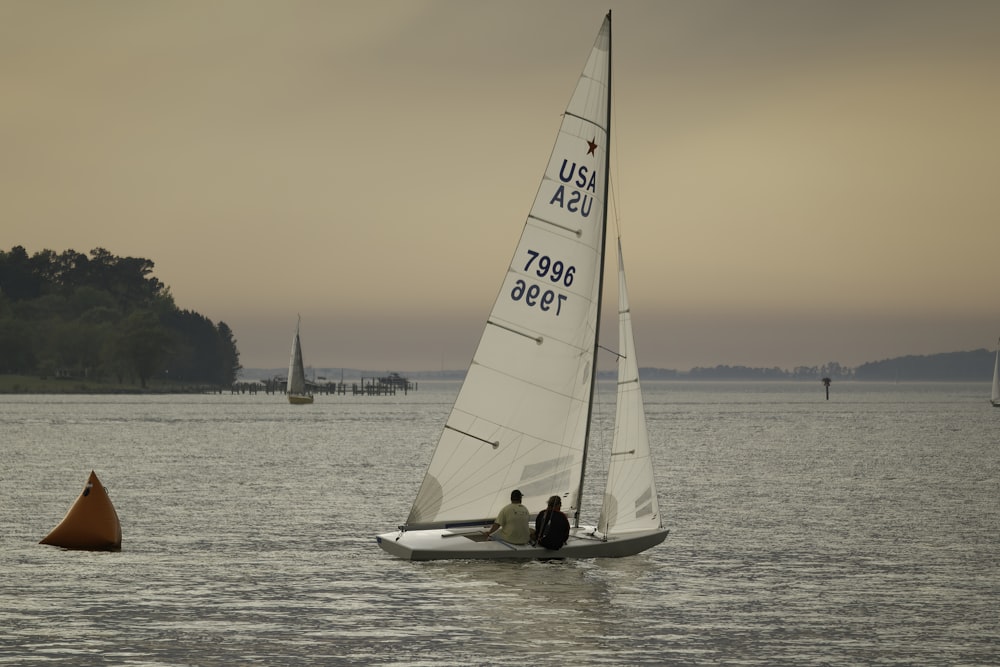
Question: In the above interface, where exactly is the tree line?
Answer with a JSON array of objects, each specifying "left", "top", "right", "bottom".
[
  {"left": 635, "top": 353, "right": 993, "bottom": 382},
  {"left": 853, "top": 349, "right": 992, "bottom": 381},
  {"left": 0, "top": 246, "right": 240, "bottom": 388},
  {"left": 636, "top": 362, "right": 853, "bottom": 381}
]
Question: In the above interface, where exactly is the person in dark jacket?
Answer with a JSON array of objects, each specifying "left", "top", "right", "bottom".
[{"left": 534, "top": 495, "right": 570, "bottom": 550}]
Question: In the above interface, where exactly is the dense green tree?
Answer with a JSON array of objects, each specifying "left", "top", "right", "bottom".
[
  {"left": 216, "top": 321, "right": 241, "bottom": 385},
  {"left": 0, "top": 246, "right": 42, "bottom": 300},
  {"left": 0, "top": 246, "right": 241, "bottom": 388},
  {"left": 67, "top": 285, "right": 118, "bottom": 319},
  {"left": 118, "top": 310, "right": 173, "bottom": 388},
  {"left": 0, "top": 318, "right": 37, "bottom": 373},
  {"left": 50, "top": 319, "right": 109, "bottom": 377},
  {"left": 162, "top": 309, "right": 224, "bottom": 384}
]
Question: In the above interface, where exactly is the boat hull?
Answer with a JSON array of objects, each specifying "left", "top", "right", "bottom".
[
  {"left": 288, "top": 394, "right": 314, "bottom": 405},
  {"left": 40, "top": 471, "right": 122, "bottom": 552},
  {"left": 376, "top": 525, "right": 668, "bottom": 561}
]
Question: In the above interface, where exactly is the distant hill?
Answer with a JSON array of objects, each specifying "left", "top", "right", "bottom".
[
  {"left": 240, "top": 349, "right": 996, "bottom": 383},
  {"left": 853, "top": 349, "right": 992, "bottom": 382}
]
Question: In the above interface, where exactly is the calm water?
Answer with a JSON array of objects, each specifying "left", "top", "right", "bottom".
[{"left": 1, "top": 381, "right": 997, "bottom": 666}]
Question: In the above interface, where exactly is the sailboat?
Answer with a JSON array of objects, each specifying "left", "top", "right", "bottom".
[
  {"left": 991, "top": 338, "right": 1000, "bottom": 407},
  {"left": 287, "top": 316, "right": 314, "bottom": 405},
  {"left": 376, "top": 12, "right": 668, "bottom": 560}
]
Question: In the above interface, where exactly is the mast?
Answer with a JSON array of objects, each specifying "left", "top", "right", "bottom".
[
  {"left": 575, "top": 10, "right": 612, "bottom": 528},
  {"left": 993, "top": 337, "right": 1000, "bottom": 404}
]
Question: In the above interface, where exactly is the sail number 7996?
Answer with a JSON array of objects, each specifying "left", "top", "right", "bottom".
[{"left": 510, "top": 250, "right": 576, "bottom": 316}]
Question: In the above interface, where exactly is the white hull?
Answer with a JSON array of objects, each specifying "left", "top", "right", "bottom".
[{"left": 376, "top": 525, "right": 668, "bottom": 561}]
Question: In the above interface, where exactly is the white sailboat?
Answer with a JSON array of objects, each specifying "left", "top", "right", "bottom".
[
  {"left": 287, "top": 316, "right": 313, "bottom": 405},
  {"left": 377, "top": 12, "right": 668, "bottom": 560},
  {"left": 991, "top": 338, "right": 1000, "bottom": 407}
]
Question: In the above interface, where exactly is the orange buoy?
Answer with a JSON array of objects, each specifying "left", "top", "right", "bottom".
[{"left": 40, "top": 470, "right": 122, "bottom": 551}]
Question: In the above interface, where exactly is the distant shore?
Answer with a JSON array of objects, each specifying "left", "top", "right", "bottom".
[
  {"left": 1, "top": 373, "right": 987, "bottom": 395},
  {"left": 0, "top": 375, "right": 225, "bottom": 395}
]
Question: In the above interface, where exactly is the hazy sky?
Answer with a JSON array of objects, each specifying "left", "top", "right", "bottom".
[{"left": 4, "top": 1, "right": 999, "bottom": 372}]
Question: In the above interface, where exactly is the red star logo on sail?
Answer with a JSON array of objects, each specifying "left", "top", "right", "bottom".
[{"left": 587, "top": 138, "right": 598, "bottom": 155}]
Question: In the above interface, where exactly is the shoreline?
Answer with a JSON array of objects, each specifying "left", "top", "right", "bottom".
[{"left": 0, "top": 375, "right": 225, "bottom": 395}]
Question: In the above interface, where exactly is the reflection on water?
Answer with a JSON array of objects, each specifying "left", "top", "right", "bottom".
[{"left": 1, "top": 382, "right": 998, "bottom": 665}]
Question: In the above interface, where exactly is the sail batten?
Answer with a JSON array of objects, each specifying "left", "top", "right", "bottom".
[
  {"left": 485, "top": 320, "right": 544, "bottom": 343},
  {"left": 444, "top": 425, "right": 500, "bottom": 449},
  {"left": 563, "top": 110, "right": 607, "bottom": 131},
  {"left": 527, "top": 214, "right": 584, "bottom": 236}
]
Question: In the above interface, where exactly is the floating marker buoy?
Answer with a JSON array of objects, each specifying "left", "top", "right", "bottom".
[{"left": 40, "top": 470, "right": 122, "bottom": 551}]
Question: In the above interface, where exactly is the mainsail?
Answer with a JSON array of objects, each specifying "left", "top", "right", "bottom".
[{"left": 405, "top": 18, "right": 612, "bottom": 529}]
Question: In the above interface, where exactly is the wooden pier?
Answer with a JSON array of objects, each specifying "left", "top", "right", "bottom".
[{"left": 230, "top": 373, "right": 417, "bottom": 397}]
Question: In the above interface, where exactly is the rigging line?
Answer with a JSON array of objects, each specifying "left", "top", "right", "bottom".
[
  {"left": 589, "top": 367, "right": 610, "bottom": 501},
  {"left": 609, "top": 187, "right": 617, "bottom": 243},
  {"left": 609, "top": 51, "right": 625, "bottom": 241}
]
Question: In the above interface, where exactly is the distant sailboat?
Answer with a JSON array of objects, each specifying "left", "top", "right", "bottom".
[
  {"left": 40, "top": 471, "right": 122, "bottom": 551},
  {"left": 376, "top": 12, "right": 668, "bottom": 561},
  {"left": 991, "top": 338, "right": 1000, "bottom": 407},
  {"left": 287, "top": 316, "right": 314, "bottom": 405}
]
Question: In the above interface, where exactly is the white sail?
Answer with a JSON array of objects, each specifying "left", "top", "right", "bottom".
[
  {"left": 992, "top": 338, "right": 1000, "bottom": 406},
  {"left": 598, "top": 239, "right": 662, "bottom": 536},
  {"left": 287, "top": 316, "right": 312, "bottom": 404},
  {"left": 405, "top": 17, "right": 611, "bottom": 528}
]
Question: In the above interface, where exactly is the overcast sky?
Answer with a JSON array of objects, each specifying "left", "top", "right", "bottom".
[{"left": 4, "top": 0, "right": 999, "bottom": 372}]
